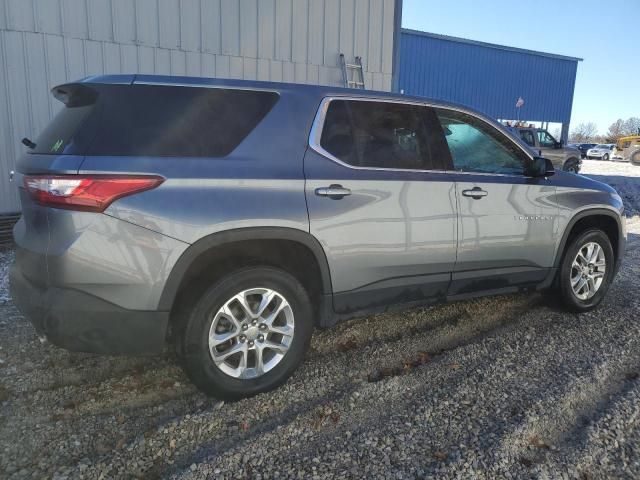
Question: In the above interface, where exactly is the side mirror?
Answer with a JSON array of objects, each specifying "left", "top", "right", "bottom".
[
  {"left": 527, "top": 156, "right": 555, "bottom": 177},
  {"left": 554, "top": 141, "right": 563, "bottom": 149}
]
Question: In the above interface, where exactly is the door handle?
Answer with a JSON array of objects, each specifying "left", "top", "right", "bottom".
[
  {"left": 462, "top": 187, "right": 488, "bottom": 199},
  {"left": 315, "top": 184, "right": 351, "bottom": 199}
]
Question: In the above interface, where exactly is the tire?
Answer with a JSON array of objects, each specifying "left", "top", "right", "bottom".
[
  {"left": 176, "top": 267, "right": 314, "bottom": 399},
  {"left": 564, "top": 159, "right": 580, "bottom": 173},
  {"left": 603, "top": 153, "right": 609, "bottom": 161},
  {"left": 558, "top": 229, "right": 615, "bottom": 312}
]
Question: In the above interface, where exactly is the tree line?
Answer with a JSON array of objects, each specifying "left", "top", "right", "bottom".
[{"left": 570, "top": 117, "right": 640, "bottom": 143}]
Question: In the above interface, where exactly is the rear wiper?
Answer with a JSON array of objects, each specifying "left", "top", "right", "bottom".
[{"left": 21, "top": 137, "right": 36, "bottom": 149}]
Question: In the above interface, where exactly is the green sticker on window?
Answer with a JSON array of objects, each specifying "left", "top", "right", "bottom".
[{"left": 50, "top": 139, "right": 63, "bottom": 153}]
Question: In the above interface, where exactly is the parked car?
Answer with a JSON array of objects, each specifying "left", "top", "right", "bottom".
[
  {"left": 612, "top": 135, "right": 640, "bottom": 163},
  {"left": 572, "top": 143, "right": 597, "bottom": 159},
  {"left": 506, "top": 126, "right": 582, "bottom": 173},
  {"left": 587, "top": 144, "right": 615, "bottom": 160},
  {"left": 10, "top": 75, "right": 626, "bottom": 399}
]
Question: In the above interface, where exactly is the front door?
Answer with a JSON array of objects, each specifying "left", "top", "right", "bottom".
[
  {"left": 537, "top": 129, "right": 565, "bottom": 166},
  {"left": 434, "top": 109, "right": 559, "bottom": 296},
  {"left": 304, "top": 98, "right": 457, "bottom": 314}
]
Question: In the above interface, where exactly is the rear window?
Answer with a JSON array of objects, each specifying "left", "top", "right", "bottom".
[
  {"left": 33, "top": 84, "right": 279, "bottom": 157},
  {"left": 319, "top": 99, "right": 448, "bottom": 170}
]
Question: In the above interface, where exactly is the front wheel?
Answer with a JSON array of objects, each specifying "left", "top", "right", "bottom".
[
  {"left": 603, "top": 153, "right": 610, "bottom": 161},
  {"left": 176, "top": 267, "right": 314, "bottom": 399},
  {"left": 564, "top": 160, "right": 580, "bottom": 173},
  {"left": 558, "top": 229, "right": 615, "bottom": 312}
]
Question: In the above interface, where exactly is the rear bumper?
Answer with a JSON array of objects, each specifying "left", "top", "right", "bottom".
[{"left": 9, "top": 265, "right": 168, "bottom": 355}]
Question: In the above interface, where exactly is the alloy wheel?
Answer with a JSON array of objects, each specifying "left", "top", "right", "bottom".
[
  {"left": 570, "top": 242, "right": 606, "bottom": 300},
  {"left": 208, "top": 287, "right": 295, "bottom": 379}
]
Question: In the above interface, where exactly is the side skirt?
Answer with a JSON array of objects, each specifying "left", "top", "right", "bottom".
[{"left": 318, "top": 267, "right": 552, "bottom": 328}]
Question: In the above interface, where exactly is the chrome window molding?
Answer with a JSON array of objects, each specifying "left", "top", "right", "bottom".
[
  {"left": 133, "top": 80, "right": 280, "bottom": 95},
  {"left": 308, "top": 95, "right": 535, "bottom": 177}
]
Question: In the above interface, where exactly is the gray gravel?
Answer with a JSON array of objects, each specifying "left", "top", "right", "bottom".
[
  {"left": 0, "top": 249, "right": 13, "bottom": 305},
  {"left": 2, "top": 168, "right": 640, "bottom": 479}
]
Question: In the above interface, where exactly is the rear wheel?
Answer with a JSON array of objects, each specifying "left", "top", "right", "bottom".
[
  {"left": 558, "top": 229, "right": 614, "bottom": 312},
  {"left": 176, "top": 267, "right": 313, "bottom": 399}
]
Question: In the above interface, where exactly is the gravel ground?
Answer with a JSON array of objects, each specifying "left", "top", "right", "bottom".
[{"left": 1, "top": 161, "right": 640, "bottom": 479}]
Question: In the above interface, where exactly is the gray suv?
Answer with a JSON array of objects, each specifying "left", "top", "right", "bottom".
[{"left": 10, "top": 75, "right": 626, "bottom": 399}]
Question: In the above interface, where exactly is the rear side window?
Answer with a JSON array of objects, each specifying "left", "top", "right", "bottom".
[
  {"left": 32, "top": 85, "right": 97, "bottom": 155},
  {"left": 436, "top": 109, "right": 529, "bottom": 175},
  {"left": 34, "top": 84, "right": 279, "bottom": 157},
  {"left": 319, "top": 99, "right": 444, "bottom": 170},
  {"left": 519, "top": 130, "right": 535, "bottom": 147}
]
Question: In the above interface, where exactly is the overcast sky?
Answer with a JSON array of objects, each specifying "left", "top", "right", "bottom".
[{"left": 402, "top": 0, "right": 639, "bottom": 135}]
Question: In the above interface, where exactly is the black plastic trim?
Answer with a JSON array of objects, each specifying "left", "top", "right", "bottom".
[
  {"left": 10, "top": 266, "right": 168, "bottom": 355},
  {"left": 333, "top": 272, "right": 450, "bottom": 314},
  {"left": 449, "top": 266, "right": 549, "bottom": 296},
  {"left": 553, "top": 208, "right": 624, "bottom": 270},
  {"left": 158, "top": 227, "right": 333, "bottom": 311}
]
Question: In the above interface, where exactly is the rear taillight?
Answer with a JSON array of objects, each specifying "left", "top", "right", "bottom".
[{"left": 23, "top": 175, "right": 164, "bottom": 212}]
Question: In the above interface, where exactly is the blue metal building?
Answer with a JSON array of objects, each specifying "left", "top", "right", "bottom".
[{"left": 397, "top": 29, "right": 582, "bottom": 142}]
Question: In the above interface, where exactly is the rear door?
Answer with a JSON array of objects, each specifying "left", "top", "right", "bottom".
[
  {"left": 434, "top": 108, "right": 559, "bottom": 296},
  {"left": 304, "top": 98, "right": 457, "bottom": 314}
]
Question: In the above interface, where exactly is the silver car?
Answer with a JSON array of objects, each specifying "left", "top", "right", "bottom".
[
  {"left": 587, "top": 144, "right": 616, "bottom": 161},
  {"left": 10, "top": 75, "right": 626, "bottom": 398}
]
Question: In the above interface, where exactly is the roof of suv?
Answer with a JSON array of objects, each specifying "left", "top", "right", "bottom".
[
  {"left": 72, "top": 73, "right": 477, "bottom": 115},
  {"left": 65, "top": 74, "right": 536, "bottom": 159}
]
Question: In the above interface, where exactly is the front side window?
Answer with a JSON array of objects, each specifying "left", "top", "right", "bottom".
[
  {"left": 319, "top": 100, "right": 436, "bottom": 170},
  {"left": 436, "top": 109, "right": 528, "bottom": 175},
  {"left": 537, "top": 130, "right": 557, "bottom": 148}
]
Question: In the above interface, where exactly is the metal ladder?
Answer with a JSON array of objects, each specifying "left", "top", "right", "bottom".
[{"left": 339, "top": 54, "right": 365, "bottom": 89}]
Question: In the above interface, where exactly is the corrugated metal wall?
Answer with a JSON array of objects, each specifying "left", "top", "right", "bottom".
[
  {"left": 0, "top": 0, "right": 396, "bottom": 214},
  {"left": 399, "top": 29, "right": 579, "bottom": 126}
]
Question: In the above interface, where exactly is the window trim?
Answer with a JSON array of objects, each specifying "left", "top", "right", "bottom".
[{"left": 308, "top": 96, "right": 534, "bottom": 177}]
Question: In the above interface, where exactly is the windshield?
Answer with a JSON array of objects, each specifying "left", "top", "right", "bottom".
[{"left": 594, "top": 144, "right": 609, "bottom": 149}]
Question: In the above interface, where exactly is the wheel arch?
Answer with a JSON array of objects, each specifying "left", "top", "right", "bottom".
[
  {"left": 553, "top": 208, "right": 624, "bottom": 270},
  {"left": 159, "top": 227, "right": 333, "bottom": 313}
]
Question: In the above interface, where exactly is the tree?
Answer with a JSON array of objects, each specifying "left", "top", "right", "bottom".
[
  {"left": 570, "top": 122, "right": 599, "bottom": 142},
  {"left": 623, "top": 117, "right": 640, "bottom": 136},
  {"left": 607, "top": 119, "right": 626, "bottom": 141},
  {"left": 606, "top": 117, "right": 640, "bottom": 142}
]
